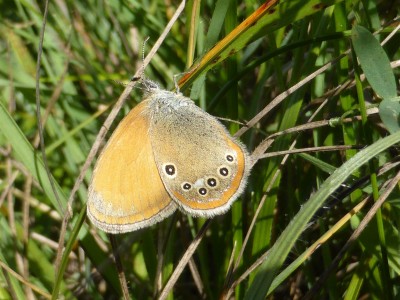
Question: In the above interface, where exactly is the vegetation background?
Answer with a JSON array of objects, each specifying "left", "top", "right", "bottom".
[{"left": 0, "top": 0, "right": 399, "bottom": 299}]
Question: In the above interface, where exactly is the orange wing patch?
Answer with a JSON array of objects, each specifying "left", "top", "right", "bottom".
[{"left": 88, "top": 100, "right": 175, "bottom": 233}]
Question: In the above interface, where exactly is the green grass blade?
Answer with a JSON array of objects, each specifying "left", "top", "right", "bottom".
[
  {"left": 245, "top": 130, "right": 400, "bottom": 299},
  {"left": 352, "top": 25, "right": 397, "bottom": 99},
  {"left": 0, "top": 101, "right": 66, "bottom": 213}
]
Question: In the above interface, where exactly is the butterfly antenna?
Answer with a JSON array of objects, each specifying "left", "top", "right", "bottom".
[
  {"left": 112, "top": 79, "right": 130, "bottom": 87},
  {"left": 131, "top": 37, "right": 150, "bottom": 83}
]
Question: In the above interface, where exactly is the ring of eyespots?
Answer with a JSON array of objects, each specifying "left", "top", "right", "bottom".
[
  {"left": 218, "top": 165, "right": 230, "bottom": 178},
  {"left": 163, "top": 163, "right": 177, "bottom": 178},
  {"left": 206, "top": 177, "right": 219, "bottom": 188},
  {"left": 181, "top": 182, "right": 192, "bottom": 191},
  {"left": 198, "top": 187, "right": 208, "bottom": 196}
]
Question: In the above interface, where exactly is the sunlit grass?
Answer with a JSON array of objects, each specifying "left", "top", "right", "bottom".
[{"left": 0, "top": 0, "right": 399, "bottom": 299}]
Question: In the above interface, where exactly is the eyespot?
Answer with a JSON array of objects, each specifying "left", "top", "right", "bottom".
[
  {"left": 218, "top": 166, "right": 231, "bottom": 178},
  {"left": 226, "top": 154, "right": 234, "bottom": 163},
  {"left": 206, "top": 177, "right": 219, "bottom": 188},
  {"left": 182, "top": 182, "right": 192, "bottom": 191},
  {"left": 163, "top": 163, "right": 177, "bottom": 178},
  {"left": 198, "top": 187, "right": 208, "bottom": 196}
]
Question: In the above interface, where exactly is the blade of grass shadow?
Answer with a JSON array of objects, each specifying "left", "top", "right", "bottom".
[{"left": 244, "top": 130, "right": 400, "bottom": 299}]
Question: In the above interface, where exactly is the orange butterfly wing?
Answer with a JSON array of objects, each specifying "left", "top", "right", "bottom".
[{"left": 87, "top": 100, "right": 175, "bottom": 233}]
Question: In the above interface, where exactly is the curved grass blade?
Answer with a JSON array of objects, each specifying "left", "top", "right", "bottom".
[{"left": 244, "top": 130, "right": 400, "bottom": 299}]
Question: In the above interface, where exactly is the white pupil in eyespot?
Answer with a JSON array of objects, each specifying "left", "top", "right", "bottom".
[
  {"left": 219, "top": 167, "right": 229, "bottom": 176},
  {"left": 182, "top": 183, "right": 191, "bottom": 190},
  {"left": 207, "top": 178, "right": 217, "bottom": 187},
  {"left": 165, "top": 165, "right": 175, "bottom": 175},
  {"left": 199, "top": 188, "right": 207, "bottom": 195}
]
